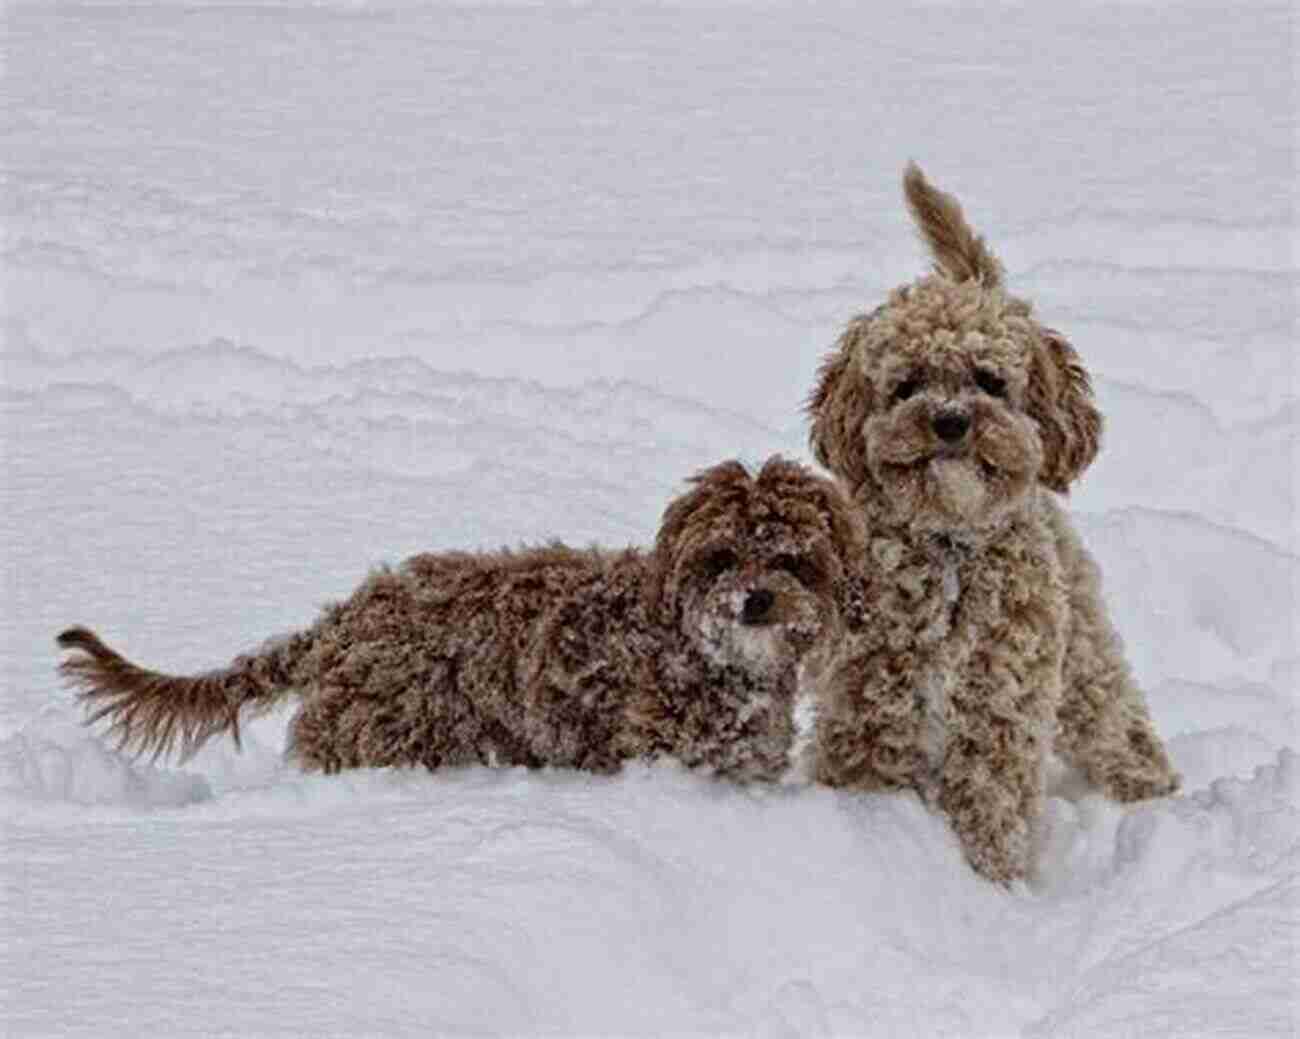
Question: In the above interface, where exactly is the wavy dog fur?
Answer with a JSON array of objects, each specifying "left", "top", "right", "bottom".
[
  {"left": 60, "top": 458, "right": 860, "bottom": 782},
  {"left": 808, "top": 164, "right": 1179, "bottom": 884}
]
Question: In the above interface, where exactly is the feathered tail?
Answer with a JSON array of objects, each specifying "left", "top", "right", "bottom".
[{"left": 56, "top": 626, "right": 315, "bottom": 760}]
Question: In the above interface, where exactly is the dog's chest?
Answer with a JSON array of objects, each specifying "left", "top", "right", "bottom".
[
  {"left": 877, "top": 539, "right": 1009, "bottom": 774},
  {"left": 866, "top": 536, "right": 965, "bottom": 647},
  {"left": 874, "top": 526, "right": 1065, "bottom": 779}
]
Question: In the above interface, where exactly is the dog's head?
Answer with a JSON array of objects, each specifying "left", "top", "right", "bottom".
[
  {"left": 647, "top": 457, "right": 861, "bottom": 677},
  {"left": 808, "top": 163, "right": 1101, "bottom": 533}
]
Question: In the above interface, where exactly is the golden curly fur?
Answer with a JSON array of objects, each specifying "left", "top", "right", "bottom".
[
  {"left": 59, "top": 457, "right": 860, "bottom": 782},
  {"left": 807, "top": 163, "right": 1180, "bottom": 884}
]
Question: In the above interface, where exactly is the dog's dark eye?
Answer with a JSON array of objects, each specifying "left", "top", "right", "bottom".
[
  {"left": 974, "top": 370, "right": 1007, "bottom": 397},
  {"left": 774, "top": 553, "right": 823, "bottom": 588},
  {"left": 700, "top": 548, "right": 738, "bottom": 580},
  {"left": 893, "top": 378, "right": 922, "bottom": 403}
]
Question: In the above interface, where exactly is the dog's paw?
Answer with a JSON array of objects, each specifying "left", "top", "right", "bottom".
[{"left": 948, "top": 806, "right": 1033, "bottom": 887}]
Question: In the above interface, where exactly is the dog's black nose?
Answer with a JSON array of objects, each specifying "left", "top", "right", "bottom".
[
  {"left": 741, "top": 588, "right": 775, "bottom": 625},
  {"left": 933, "top": 411, "right": 970, "bottom": 442}
]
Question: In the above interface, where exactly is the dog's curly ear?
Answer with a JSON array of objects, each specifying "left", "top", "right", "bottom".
[
  {"left": 756, "top": 457, "right": 866, "bottom": 576},
  {"left": 644, "top": 461, "right": 749, "bottom": 624},
  {"left": 642, "top": 514, "right": 682, "bottom": 626},
  {"left": 800, "top": 472, "right": 867, "bottom": 587},
  {"left": 817, "top": 479, "right": 867, "bottom": 571},
  {"left": 903, "top": 162, "right": 1004, "bottom": 288},
  {"left": 807, "top": 322, "right": 874, "bottom": 494},
  {"left": 1026, "top": 328, "right": 1103, "bottom": 492}
]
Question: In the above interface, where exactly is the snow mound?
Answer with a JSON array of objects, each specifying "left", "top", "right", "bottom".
[
  {"left": 2, "top": 709, "right": 212, "bottom": 809},
  {"left": 6, "top": 747, "right": 1295, "bottom": 1037},
  {"left": 1033, "top": 749, "right": 1297, "bottom": 899},
  {"left": 1074, "top": 509, "right": 1298, "bottom": 693}
]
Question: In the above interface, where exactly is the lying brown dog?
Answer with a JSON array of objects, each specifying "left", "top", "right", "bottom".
[{"left": 59, "top": 457, "right": 861, "bottom": 782}]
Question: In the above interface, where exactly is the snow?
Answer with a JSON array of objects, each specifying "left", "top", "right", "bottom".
[{"left": 3, "top": 0, "right": 1296, "bottom": 1036}]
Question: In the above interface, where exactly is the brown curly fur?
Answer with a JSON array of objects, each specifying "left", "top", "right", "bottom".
[
  {"left": 59, "top": 457, "right": 861, "bottom": 783},
  {"left": 807, "top": 163, "right": 1180, "bottom": 884}
]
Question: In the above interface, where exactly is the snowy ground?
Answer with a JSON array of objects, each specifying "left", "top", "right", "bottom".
[{"left": 3, "top": 1, "right": 1297, "bottom": 1036}]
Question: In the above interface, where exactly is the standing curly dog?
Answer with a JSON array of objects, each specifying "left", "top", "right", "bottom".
[
  {"left": 59, "top": 457, "right": 861, "bottom": 783},
  {"left": 808, "top": 163, "right": 1180, "bottom": 883}
]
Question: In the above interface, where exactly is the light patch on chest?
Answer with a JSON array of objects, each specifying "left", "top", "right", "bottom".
[
  {"left": 736, "top": 691, "right": 771, "bottom": 726},
  {"left": 918, "top": 555, "right": 961, "bottom": 774},
  {"left": 779, "top": 665, "right": 819, "bottom": 786},
  {"left": 942, "top": 556, "right": 960, "bottom": 606}
]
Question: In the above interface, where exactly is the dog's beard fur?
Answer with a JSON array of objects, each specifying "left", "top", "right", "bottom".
[
  {"left": 865, "top": 398, "right": 1043, "bottom": 533},
  {"left": 679, "top": 576, "right": 830, "bottom": 680}
]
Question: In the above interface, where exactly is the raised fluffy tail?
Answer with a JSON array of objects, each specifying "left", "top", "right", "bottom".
[
  {"left": 902, "top": 161, "right": 1004, "bottom": 289},
  {"left": 57, "top": 626, "right": 314, "bottom": 761}
]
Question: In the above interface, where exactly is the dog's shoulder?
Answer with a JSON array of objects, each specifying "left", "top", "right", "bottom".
[{"left": 515, "top": 548, "right": 663, "bottom": 766}]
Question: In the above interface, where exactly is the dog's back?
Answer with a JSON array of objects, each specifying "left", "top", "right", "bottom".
[
  {"left": 287, "top": 543, "right": 623, "bottom": 772},
  {"left": 60, "top": 456, "right": 857, "bottom": 785}
]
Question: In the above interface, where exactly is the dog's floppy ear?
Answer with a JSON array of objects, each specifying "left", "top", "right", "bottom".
[
  {"left": 903, "top": 162, "right": 1004, "bottom": 289},
  {"left": 756, "top": 457, "right": 865, "bottom": 576},
  {"left": 1026, "top": 328, "right": 1102, "bottom": 492},
  {"left": 807, "top": 322, "right": 873, "bottom": 494},
  {"left": 644, "top": 461, "right": 749, "bottom": 623},
  {"left": 813, "top": 475, "right": 867, "bottom": 570}
]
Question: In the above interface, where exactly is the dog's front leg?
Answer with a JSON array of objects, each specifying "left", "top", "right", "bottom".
[
  {"left": 935, "top": 688, "right": 1049, "bottom": 885},
  {"left": 934, "top": 587, "right": 1062, "bottom": 885},
  {"left": 813, "top": 640, "right": 929, "bottom": 792}
]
